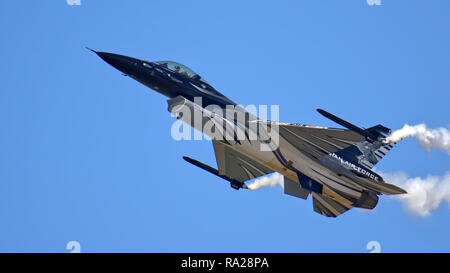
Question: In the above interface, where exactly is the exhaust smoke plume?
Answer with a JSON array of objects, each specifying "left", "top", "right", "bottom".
[
  {"left": 383, "top": 172, "right": 450, "bottom": 217},
  {"left": 247, "top": 173, "right": 284, "bottom": 191},
  {"left": 246, "top": 122, "right": 450, "bottom": 217},
  {"left": 385, "top": 124, "right": 450, "bottom": 154},
  {"left": 382, "top": 123, "right": 450, "bottom": 216},
  {"left": 247, "top": 171, "right": 450, "bottom": 217},
  {"left": 248, "top": 171, "right": 450, "bottom": 217}
]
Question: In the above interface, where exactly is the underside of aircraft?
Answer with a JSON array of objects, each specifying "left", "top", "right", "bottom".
[{"left": 90, "top": 49, "right": 407, "bottom": 217}]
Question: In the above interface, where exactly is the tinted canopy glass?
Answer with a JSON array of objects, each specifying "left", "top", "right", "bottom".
[{"left": 156, "top": 61, "right": 198, "bottom": 78}]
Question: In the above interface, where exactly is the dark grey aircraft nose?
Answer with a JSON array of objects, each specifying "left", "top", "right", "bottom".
[{"left": 87, "top": 48, "right": 138, "bottom": 75}]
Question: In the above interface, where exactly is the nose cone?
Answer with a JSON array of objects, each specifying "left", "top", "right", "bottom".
[{"left": 88, "top": 48, "right": 139, "bottom": 76}]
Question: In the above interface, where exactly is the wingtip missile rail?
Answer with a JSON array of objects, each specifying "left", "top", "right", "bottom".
[{"left": 182, "top": 156, "right": 249, "bottom": 190}]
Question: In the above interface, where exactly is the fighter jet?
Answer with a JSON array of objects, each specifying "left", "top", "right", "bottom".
[{"left": 90, "top": 48, "right": 407, "bottom": 217}]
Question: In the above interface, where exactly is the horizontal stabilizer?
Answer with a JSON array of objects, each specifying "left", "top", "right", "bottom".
[{"left": 354, "top": 178, "right": 407, "bottom": 195}]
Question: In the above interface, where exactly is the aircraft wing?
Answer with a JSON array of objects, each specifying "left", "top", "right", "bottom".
[
  {"left": 212, "top": 141, "right": 274, "bottom": 182},
  {"left": 278, "top": 123, "right": 365, "bottom": 159}
]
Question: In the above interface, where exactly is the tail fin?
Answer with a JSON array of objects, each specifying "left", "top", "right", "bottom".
[
  {"left": 335, "top": 124, "right": 395, "bottom": 169},
  {"left": 316, "top": 109, "right": 396, "bottom": 169}
]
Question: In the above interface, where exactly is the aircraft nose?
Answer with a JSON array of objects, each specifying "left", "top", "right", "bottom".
[{"left": 88, "top": 48, "right": 138, "bottom": 75}]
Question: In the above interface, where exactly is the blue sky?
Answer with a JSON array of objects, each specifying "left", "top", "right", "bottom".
[{"left": 1, "top": 0, "right": 449, "bottom": 252}]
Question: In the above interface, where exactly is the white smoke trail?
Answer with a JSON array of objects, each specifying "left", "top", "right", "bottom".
[
  {"left": 247, "top": 171, "right": 450, "bottom": 217},
  {"left": 382, "top": 171, "right": 450, "bottom": 217},
  {"left": 247, "top": 173, "right": 284, "bottom": 191},
  {"left": 385, "top": 124, "right": 450, "bottom": 154},
  {"left": 383, "top": 123, "right": 450, "bottom": 216}
]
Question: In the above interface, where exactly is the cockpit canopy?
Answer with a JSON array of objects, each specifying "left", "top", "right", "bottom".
[{"left": 154, "top": 61, "right": 200, "bottom": 79}]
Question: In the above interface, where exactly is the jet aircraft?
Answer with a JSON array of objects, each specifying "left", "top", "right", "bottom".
[{"left": 90, "top": 48, "right": 407, "bottom": 217}]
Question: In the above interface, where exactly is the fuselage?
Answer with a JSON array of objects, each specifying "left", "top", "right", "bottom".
[
  {"left": 93, "top": 50, "right": 237, "bottom": 108},
  {"left": 92, "top": 50, "right": 404, "bottom": 210}
]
